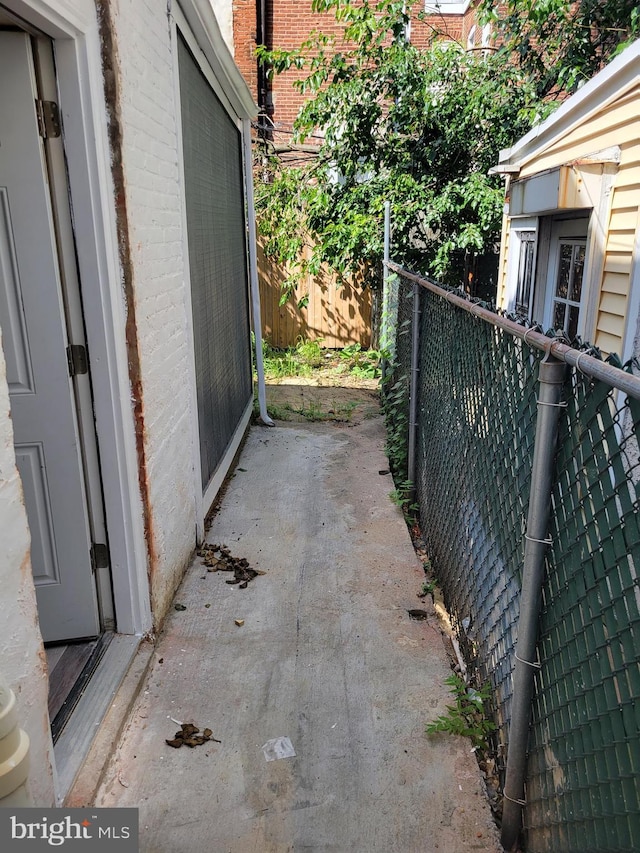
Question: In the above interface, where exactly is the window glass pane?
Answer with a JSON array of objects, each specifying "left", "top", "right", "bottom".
[
  {"left": 553, "top": 301, "right": 565, "bottom": 331},
  {"left": 555, "top": 244, "right": 572, "bottom": 298},
  {"left": 571, "top": 244, "right": 586, "bottom": 301},
  {"left": 567, "top": 305, "right": 579, "bottom": 340},
  {"left": 515, "top": 231, "right": 535, "bottom": 316}
]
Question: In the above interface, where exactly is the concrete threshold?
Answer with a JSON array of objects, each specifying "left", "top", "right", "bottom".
[{"left": 94, "top": 413, "right": 501, "bottom": 852}]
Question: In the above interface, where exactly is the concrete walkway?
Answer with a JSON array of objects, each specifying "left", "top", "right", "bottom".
[{"left": 95, "top": 410, "right": 500, "bottom": 852}]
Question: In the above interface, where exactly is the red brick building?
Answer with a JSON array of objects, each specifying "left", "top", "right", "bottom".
[{"left": 233, "top": 1, "right": 489, "bottom": 131}]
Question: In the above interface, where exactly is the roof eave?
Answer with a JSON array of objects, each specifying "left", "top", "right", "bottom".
[
  {"left": 179, "top": 0, "right": 258, "bottom": 120},
  {"left": 497, "top": 39, "right": 640, "bottom": 169}
]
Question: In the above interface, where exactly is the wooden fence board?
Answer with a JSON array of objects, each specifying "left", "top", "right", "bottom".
[{"left": 257, "top": 238, "right": 372, "bottom": 349}]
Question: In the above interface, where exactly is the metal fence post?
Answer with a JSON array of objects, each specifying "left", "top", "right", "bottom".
[
  {"left": 381, "top": 201, "right": 392, "bottom": 382},
  {"left": 501, "top": 351, "right": 567, "bottom": 851},
  {"left": 407, "top": 281, "right": 421, "bottom": 496}
]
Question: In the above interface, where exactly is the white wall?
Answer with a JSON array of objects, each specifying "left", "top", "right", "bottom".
[
  {"left": 0, "top": 331, "right": 55, "bottom": 806},
  {"left": 108, "top": 0, "right": 199, "bottom": 624}
]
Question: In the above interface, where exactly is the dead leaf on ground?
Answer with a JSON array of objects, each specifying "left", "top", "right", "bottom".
[
  {"left": 407, "top": 609, "right": 429, "bottom": 621},
  {"left": 165, "top": 722, "right": 221, "bottom": 749},
  {"left": 198, "top": 543, "right": 266, "bottom": 587}
]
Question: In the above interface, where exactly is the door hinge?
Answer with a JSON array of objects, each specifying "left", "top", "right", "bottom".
[
  {"left": 90, "top": 543, "right": 110, "bottom": 571},
  {"left": 35, "top": 99, "right": 61, "bottom": 139},
  {"left": 67, "top": 344, "right": 88, "bottom": 377}
]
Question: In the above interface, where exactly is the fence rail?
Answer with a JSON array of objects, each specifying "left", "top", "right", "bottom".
[{"left": 384, "top": 262, "right": 640, "bottom": 853}]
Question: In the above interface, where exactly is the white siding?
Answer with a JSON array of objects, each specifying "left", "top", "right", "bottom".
[{"left": 498, "top": 82, "right": 640, "bottom": 356}]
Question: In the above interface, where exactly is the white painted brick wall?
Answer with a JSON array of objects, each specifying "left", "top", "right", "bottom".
[
  {"left": 111, "top": 0, "right": 200, "bottom": 622},
  {"left": 0, "top": 331, "right": 55, "bottom": 806}
]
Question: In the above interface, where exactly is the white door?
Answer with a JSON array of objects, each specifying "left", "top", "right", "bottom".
[{"left": 0, "top": 32, "right": 100, "bottom": 641}]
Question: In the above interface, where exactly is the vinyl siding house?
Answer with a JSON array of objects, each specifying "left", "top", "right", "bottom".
[
  {"left": 494, "top": 39, "right": 640, "bottom": 362},
  {"left": 0, "top": 0, "right": 260, "bottom": 806}
]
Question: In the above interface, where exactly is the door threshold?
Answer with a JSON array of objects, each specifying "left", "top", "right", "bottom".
[
  {"left": 54, "top": 633, "right": 146, "bottom": 804},
  {"left": 50, "top": 632, "right": 114, "bottom": 743}
]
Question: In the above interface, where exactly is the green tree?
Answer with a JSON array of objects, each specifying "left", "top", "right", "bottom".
[
  {"left": 480, "top": 0, "right": 640, "bottom": 98},
  {"left": 255, "top": 0, "right": 542, "bottom": 302}
]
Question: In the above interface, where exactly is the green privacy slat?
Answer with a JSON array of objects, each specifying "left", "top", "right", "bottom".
[{"left": 384, "top": 276, "right": 640, "bottom": 853}]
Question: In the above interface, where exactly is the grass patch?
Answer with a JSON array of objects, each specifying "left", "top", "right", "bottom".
[{"left": 258, "top": 338, "right": 382, "bottom": 382}]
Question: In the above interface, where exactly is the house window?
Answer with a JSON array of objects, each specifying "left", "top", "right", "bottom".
[
  {"left": 505, "top": 222, "right": 538, "bottom": 318},
  {"left": 466, "top": 25, "right": 476, "bottom": 50},
  {"left": 515, "top": 231, "right": 536, "bottom": 317},
  {"left": 504, "top": 216, "right": 590, "bottom": 339},
  {"left": 550, "top": 240, "right": 586, "bottom": 339},
  {"left": 424, "top": 1, "right": 473, "bottom": 14}
]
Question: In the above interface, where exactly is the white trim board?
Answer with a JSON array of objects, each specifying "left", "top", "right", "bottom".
[
  {"left": 202, "top": 399, "right": 253, "bottom": 520},
  {"left": 174, "top": 0, "right": 257, "bottom": 120}
]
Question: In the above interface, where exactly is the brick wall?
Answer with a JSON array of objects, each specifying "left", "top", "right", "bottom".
[
  {"left": 233, "top": 0, "right": 258, "bottom": 107},
  {"left": 233, "top": 0, "right": 485, "bottom": 128},
  {"left": 110, "top": 0, "right": 198, "bottom": 625}
]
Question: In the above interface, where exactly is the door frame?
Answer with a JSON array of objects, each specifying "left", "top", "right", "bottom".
[{"left": 2, "top": 0, "right": 152, "bottom": 637}]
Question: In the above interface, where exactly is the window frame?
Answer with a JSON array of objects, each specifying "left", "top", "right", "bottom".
[
  {"left": 542, "top": 218, "right": 590, "bottom": 339},
  {"left": 504, "top": 217, "right": 539, "bottom": 320}
]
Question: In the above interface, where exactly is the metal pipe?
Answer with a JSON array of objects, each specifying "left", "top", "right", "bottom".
[
  {"left": 0, "top": 679, "right": 31, "bottom": 806},
  {"left": 501, "top": 353, "right": 567, "bottom": 851},
  {"left": 407, "top": 281, "right": 421, "bottom": 493},
  {"left": 257, "top": 0, "right": 268, "bottom": 113},
  {"left": 381, "top": 201, "right": 392, "bottom": 381},
  {"left": 383, "top": 200, "right": 391, "bottom": 275},
  {"left": 242, "top": 118, "right": 274, "bottom": 427},
  {"left": 387, "top": 261, "right": 640, "bottom": 400},
  {"left": 382, "top": 200, "right": 391, "bottom": 344}
]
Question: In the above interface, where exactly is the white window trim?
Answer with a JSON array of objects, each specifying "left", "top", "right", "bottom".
[
  {"left": 466, "top": 24, "right": 476, "bottom": 51},
  {"left": 171, "top": 2, "right": 256, "bottom": 538},
  {"left": 424, "top": 1, "right": 472, "bottom": 14},
  {"left": 172, "top": 3, "right": 245, "bottom": 130},
  {"left": 505, "top": 217, "right": 539, "bottom": 317},
  {"left": 540, "top": 218, "right": 590, "bottom": 335}
]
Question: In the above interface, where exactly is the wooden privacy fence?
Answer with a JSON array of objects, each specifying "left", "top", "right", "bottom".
[{"left": 257, "top": 237, "right": 372, "bottom": 349}]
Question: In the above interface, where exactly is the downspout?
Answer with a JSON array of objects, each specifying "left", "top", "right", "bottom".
[
  {"left": 381, "top": 200, "right": 391, "bottom": 381},
  {"left": 243, "top": 117, "right": 274, "bottom": 427},
  {"left": 257, "top": 0, "right": 268, "bottom": 112},
  {"left": 501, "top": 352, "right": 567, "bottom": 851},
  {"left": 407, "top": 281, "right": 420, "bottom": 498}
]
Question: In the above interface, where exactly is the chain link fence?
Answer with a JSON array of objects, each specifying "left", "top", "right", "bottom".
[{"left": 384, "top": 266, "right": 640, "bottom": 853}]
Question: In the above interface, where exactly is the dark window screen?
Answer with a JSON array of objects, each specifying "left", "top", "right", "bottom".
[{"left": 178, "top": 35, "right": 252, "bottom": 490}]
